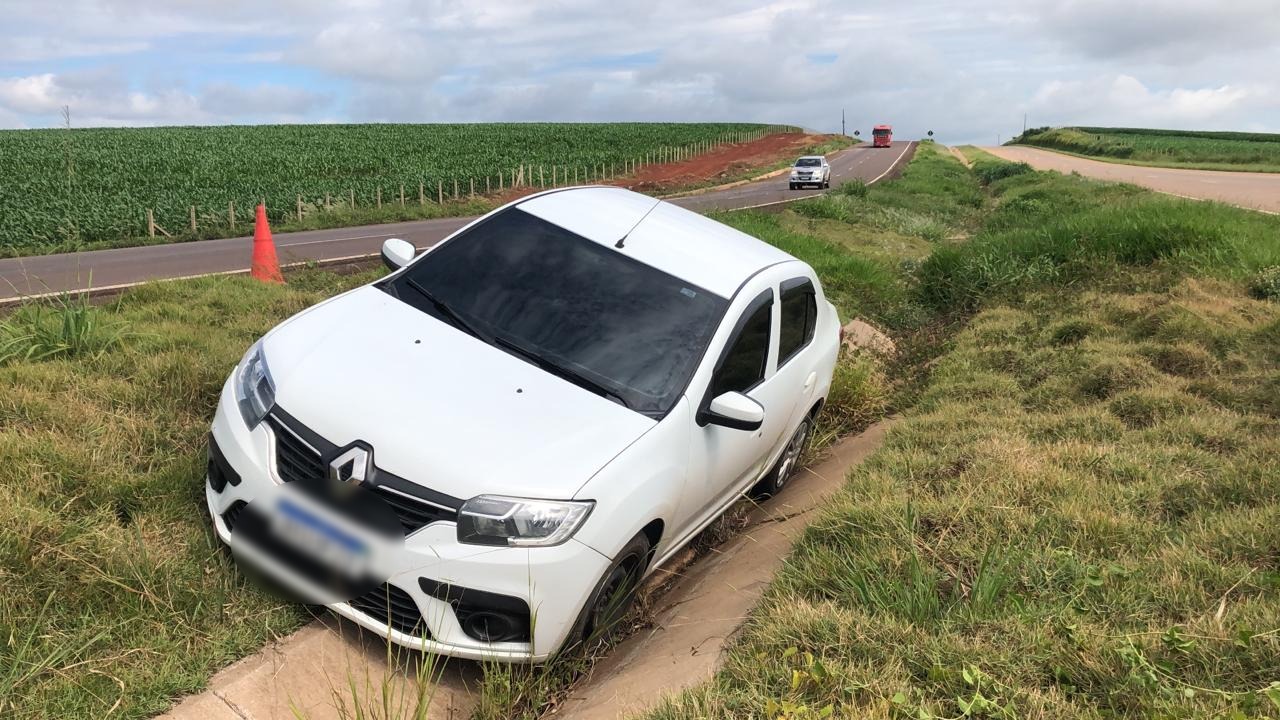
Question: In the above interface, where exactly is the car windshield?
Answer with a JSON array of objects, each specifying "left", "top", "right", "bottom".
[
  {"left": 382, "top": 208, "right": 728, "bottom": 416},
  {"left": 796, "top": 158, "right": 821, "bottom": 167}
]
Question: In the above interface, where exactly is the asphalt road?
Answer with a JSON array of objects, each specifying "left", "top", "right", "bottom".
[
  {"left": 0, "top": 141, "right": 914, "bottom": 302},
  {"left": 984, "top": 145, "right": 1280, "bottom": 215}
]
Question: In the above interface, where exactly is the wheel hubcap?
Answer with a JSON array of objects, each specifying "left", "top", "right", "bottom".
[{"left": 776, "top": 421, "right": 810, "bottom": 490}]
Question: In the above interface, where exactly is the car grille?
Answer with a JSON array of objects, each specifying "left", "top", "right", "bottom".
[
  {"left": 265, "top": 413, "right": 459, "bottom": 535},
  {"left": 348, "top": 583, "right": 429, "bottom": 637}
]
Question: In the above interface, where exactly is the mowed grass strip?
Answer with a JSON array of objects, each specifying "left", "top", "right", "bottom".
[
  {"left": 0, "top": 269, "right": 376, "bottom": 718},
  {"left": 1014, "top": 127, "right": 1280, "bottom": 173}
]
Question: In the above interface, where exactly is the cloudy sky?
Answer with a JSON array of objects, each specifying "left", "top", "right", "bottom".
[{"left": 0, "top": 0, "right": 1276, "bottom": 143}]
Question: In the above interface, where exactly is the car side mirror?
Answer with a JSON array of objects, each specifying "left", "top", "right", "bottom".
[
  {"left": 701, "top": 391, "right": 765, "bottom": 431},
  {"left": 380, "top": 238, "right": 416, "bottom": 270}
]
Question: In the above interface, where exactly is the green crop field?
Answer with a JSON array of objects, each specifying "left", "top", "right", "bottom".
[
  {"left": 1012, "top": 126, "right": 1280, "bottom": 173},
  {"left": 0, "top": 122, "right": 794, "bottom": 253}
]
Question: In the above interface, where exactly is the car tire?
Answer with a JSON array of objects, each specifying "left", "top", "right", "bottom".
[
  {"left": 789, "top": 182, "right": 797, "bottom": 190},
  {"left": 751, "top": 416, "right": 813, "bottom": 499},
  {"left": 569, "top": 531, "right": 651, "bottom": 649}
]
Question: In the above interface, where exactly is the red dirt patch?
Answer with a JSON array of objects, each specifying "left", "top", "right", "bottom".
[
  {"left": 488, "top": 132, "right": 843, "bottom": 204},
  {"left": 626, "top": 132, "right": 839, "bottom": 193}
]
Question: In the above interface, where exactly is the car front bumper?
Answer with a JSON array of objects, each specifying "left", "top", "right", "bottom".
[{"left": 205, "top": 374, "right": 610, "bottom": 662}]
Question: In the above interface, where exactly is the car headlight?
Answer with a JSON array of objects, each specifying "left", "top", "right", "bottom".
[
  {"left": 457, "top": 495, "right": 594, "bottom": 547},
  {"left": 235, "top": 341, "right": 276, "bottom": 429}
]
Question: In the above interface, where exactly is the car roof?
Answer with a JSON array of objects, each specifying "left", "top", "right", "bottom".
[
  {"left": 515, "top": 187, "right": 796, "bottom": 298},
  {"left": 796, "top": 155, "right": 825, "bottom": 161}
]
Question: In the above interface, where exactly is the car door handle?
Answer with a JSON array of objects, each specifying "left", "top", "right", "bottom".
[{"left": 803, "top": 372, "right": 816, "bottom": 394}]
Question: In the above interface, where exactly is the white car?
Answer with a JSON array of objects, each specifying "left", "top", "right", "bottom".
[
  {"left": 789, "top": 155, "right": 831, "bottom": 190},
  {"left": 205, "top": 186, "right": 840, "bottom": 662}
]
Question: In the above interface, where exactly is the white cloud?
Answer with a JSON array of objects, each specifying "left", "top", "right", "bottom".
[
  {"left": 1030, "top": 75, "right": 1271, "bottom": 129},
  {"left": 0, "top": 0, "right": 1276, "bottom": 140}
]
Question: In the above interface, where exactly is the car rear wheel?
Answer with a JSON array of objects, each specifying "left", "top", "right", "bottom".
[
  {"left": 571, "top": 532, "right": 651, "bottom": 648},
  {"left": 751, "top": 416, "right": 813, "bottom": 499}
]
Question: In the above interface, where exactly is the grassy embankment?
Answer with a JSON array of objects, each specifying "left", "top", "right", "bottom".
[
  {"left": 0, "top": 143, "right": 967, "bottom": 719},
  {"left": 1013, "top": 127, "right": 1280, "bottom": 173},
  {"left": 0, "top": 269, "right": 381, "bottom": 718},
  {"left": 645, "top": 146, "right": 1280, "bottom": 718}
]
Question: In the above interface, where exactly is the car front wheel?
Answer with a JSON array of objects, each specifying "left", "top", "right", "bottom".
[
  {"left": 752, "top": 416, "right": 812, "bottom": 499},
  {"left": 570, "top": 532, "right": 651, "bottom": 649}
]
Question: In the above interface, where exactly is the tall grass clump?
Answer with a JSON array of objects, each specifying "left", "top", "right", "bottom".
[{"left": 0, "top": 292, "right": 127, "bottom": 364}]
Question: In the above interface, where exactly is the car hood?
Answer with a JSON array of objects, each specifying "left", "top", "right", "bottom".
[{"left": 261, "top": 286, "right": 656, "bottom": 501}]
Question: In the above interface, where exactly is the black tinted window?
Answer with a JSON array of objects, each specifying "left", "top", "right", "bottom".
[
  {"left": 796, "top": 158, "right": 821, "bottom": 167},
  {"left": 386, "top": 208, "right": 728, "bottom": 416},
  {"left": 711, "top": 292, "right": 773, "bottom": 397},
  {"left": 778, "top": 279, "right": 816, "bottom": 365}
]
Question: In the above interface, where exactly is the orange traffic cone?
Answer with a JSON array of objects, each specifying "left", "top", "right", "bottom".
[{"left": 250, "top": 204, "right": 284, "bottom": 284}]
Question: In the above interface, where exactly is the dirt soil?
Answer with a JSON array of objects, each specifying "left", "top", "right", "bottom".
[
  {"left": 624, "top": 132, "right": 839, "bottom": 193},
  {"left": 490, "top": 132, "right": 840, "bottom": 205}
]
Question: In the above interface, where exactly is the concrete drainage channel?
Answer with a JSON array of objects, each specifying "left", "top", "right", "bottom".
[{"left": 160, "top": 420, "right": 895, "bottom": 720}]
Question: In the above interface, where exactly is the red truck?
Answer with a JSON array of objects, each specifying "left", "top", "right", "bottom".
[{"left": 872, "top": 125, "right": 893, "bottom": 148}]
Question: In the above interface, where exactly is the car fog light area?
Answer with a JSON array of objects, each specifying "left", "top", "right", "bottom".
[{"left": 457, "top": 495, "right": 594, "bottom": 547}]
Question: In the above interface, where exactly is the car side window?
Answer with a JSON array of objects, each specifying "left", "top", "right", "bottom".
[
  {"left": 778, "top": 278, "right": 817, "bottom": 366},
  {"left": 710, "top": 291, "right": 773, "bottom": 398}
]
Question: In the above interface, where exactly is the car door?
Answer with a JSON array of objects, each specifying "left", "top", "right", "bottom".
[
  {"left": 672, "top": 281, "right": 793, "bottom": 543},
  {"left": 767, "top": 275, "right": 822, "bottom": 458}
]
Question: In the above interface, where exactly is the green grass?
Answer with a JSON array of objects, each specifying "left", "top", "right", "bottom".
[
  {"left": 918, "top": 157, "right": 1280, "bottom": 313},
  {"left": 645, "top": 278, "right": 1280, "bottom": 719},
  {"left": 0, "top": 122, "right": 795, "bottom": 252},
  {"left": 0, "top": 268, "right": 378, "bottom": 718},
  {"left": 1013, "top": 127, "right": 1280, "bottom": 173},
  {"left": 638, "top": 150, "right": 1280, "bottom": 720}
]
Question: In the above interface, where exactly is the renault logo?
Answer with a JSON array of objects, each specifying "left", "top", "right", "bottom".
[{"left": 329, "top": 445, "right": 371, "bottom": 484}]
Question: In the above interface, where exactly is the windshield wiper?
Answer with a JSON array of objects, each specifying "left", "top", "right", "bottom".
[
  {"left": 494, "top": 336, "right": 629, "bottom": 408},
  {"left": 403, "top": 278, "right": 491, "bottom": 344}
]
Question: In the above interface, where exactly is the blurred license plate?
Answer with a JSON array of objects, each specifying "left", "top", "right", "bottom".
[{"left": 272, "top": 497, "right": 369, "bottom": 573}]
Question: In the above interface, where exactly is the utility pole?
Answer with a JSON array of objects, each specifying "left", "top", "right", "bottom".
[
  {"left": 841, "top": 108, "right": 846, "bottom": 136},
  {"left": 1023, "top": 113, "right": 1027, "bottom": 134}
]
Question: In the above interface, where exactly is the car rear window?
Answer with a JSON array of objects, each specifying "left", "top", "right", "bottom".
[{"left": 383, "top": 208, "right": 729, "bottom": 416}]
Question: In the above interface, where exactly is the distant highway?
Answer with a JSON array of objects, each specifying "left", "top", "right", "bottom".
[
  {"left": 0, "top": 141, "right": 915, "bottom": 302},
  {"left": 984, "top": 146, "right": 1280, "bottom": 215}
]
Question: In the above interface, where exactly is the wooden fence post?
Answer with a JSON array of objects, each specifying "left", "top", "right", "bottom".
[
  {"left": 419, "top": 182, "right": 425, "bottom": 206},
  {"left": 189, "top": 205, "right": 197, "bottom": 232},
  {"left": 499, "top": 172, "right": 504, "bottom": 191},
  {"left": 147, "top": 208, "right": 155, "bottom": 238},
  {"left": 376, "top": 187, "right": 382, "bottom": 209},
  {"left": 454, "top": 178, "right": 459, "bottom": 198},
  {"left": 325, "top": 192, "right": 331, "bottom": 211},
  {"left": 297, "top": 194, "right": 303, "bottom": 222},
  {"left": 486, "top": 176, "right": 491, "bottom": 194},
  {"left": 438, "top": 180, "right": 443, "bottom": 204},
  {"left": 470, "top": 178, "right": 475, "bottom": 198},
  {"left": 349, "top": 189, "right": 355, "bottom": 208},
  {"left": 539, "top": 166, "right": 545, "bottom": 187},
  {"left": 552, "top": 166, "right": 557, "bottom": 186},
  {"left": 400, "top": 185, "right": 405, "bottom": 206},
  {"left": 229, "top": 201, "right": 235, "bottom": 231}
]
